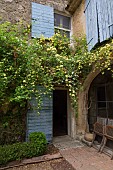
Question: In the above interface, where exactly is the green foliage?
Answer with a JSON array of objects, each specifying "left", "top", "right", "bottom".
[
  {"left": 0, "top": 108, "right": 26, "bottom": 145},
  {"left": 0, "top": 132, "right": 47, "bottom": 165},
  {"left": 29, "top": 132, "right": 47, "bottom": 144},
  {"left": 0, "top": 21, "right": 113, "bottom": 119}
]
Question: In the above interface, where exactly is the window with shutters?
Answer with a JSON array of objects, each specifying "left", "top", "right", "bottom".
[
  {"left": 54, "top": 13, "right": 71, "bottom": 38},
  {"left": 31, "top": 2, "right": 71, "bottom": 39}
]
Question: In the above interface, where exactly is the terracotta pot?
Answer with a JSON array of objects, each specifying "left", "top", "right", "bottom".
[{"left": 84, "top": 133, "right": 93, "bottom": 142}]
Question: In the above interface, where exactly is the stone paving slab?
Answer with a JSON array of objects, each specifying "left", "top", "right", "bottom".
[
  {"left": 53, "top": 135, "right": 84, "bottom": 150},
  {"left": 60, "top": 146, "right": 113, "bottom": 170}
]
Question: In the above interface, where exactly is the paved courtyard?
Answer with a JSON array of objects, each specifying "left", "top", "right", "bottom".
[
  {"left": 53, "top": 135, "right": 113, "bottom": 170},
  {"left": 1, "top": 136, "right": 113, "bottom": 170},
  {"left": 60, "top": 146, "right": 113, "bottom": 170}
]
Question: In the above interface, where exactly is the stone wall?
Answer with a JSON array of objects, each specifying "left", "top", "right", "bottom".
[
  {"left": 71, "top": 0, "right": 86, "bottom": 37},
  {"left": 0, "top": 0, "right": 87, "bottom": 139},
  {"left": 0, "top": 0, "right": 86, "bottom": 37},
  {"left": 0, "top": 0, "right": 69, "bottom": 23}
]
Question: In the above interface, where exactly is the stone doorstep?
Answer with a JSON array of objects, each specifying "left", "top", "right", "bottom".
[{"left": 0, "top": 152, "right": 62, "bottom": 170}]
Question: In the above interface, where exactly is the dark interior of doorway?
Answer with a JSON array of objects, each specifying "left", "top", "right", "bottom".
[{"left": 53, "top": 90, "right": 67, "bottom": 137}]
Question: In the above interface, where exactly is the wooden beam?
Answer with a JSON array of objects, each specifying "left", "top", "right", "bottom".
[{"left": 66, "top": 0, "right": 82, "bottom": 14}]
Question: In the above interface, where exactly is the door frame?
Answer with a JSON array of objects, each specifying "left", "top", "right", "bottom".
[{"left": 53, "top": 87, "right": 73, "bottom": 138}]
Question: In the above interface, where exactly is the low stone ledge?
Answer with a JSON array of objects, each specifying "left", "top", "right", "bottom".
[{"left": 0, "top": 152, "right": 62, "bottom": 170}]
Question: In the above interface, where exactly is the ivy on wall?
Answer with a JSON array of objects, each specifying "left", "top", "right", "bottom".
[
  {"left": 0, "top": 22, "right": 113, "bottom": 143},
  {"left": 0, "top": 22, "right": 88, "bottom": 113}
]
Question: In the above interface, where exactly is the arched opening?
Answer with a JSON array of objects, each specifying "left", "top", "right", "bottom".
[
  {"left": 88, "top": 69, "right": 113, "bottom": 132},
  {"left": 77, "top": 67, "right": 113, "bottom": 136},
  {"left": 77, "top": 69, "right": 100, "bottom": 135}
]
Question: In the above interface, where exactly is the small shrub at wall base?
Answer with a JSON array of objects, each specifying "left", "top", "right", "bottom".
[
  {"left": 0, "top": 132, "right": 47, "bottom": 166},
  {"left": 29, "top": 132, "right": 47, "bottom": 143}
]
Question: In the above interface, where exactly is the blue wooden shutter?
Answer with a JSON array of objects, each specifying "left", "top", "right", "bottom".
[
  {"left": 97, "top": 0, "right": 113, "bottom": 42},
  {"left": 26, "top": 86, "right": 53, "bottom": 142},
  {"left": 85, "top": 0, "right": 98, "bottom": 51},
  {"left": 97, "top": 0, "right": 110, "bottom": 42},
  {"left": 32, "top": 2, "right": 54, "bottom": 38},
  {"left": 108, "top": 0, "right": 113, "bottom": 38}
]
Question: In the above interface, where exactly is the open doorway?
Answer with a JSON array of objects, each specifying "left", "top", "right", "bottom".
[{"left": 53, "top": 90, "right": 67, "bottom": 137}]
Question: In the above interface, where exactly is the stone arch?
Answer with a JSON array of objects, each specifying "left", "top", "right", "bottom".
[
  {"left": 77, "top": 65, "right": 113, "bottom": 136},
  {"left": 77, "top": 69, "right": 101, "bottom": 135}
]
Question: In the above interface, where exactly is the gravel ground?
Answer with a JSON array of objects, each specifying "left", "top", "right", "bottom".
[{"left": 5, "top": 158, "right": 75, "bottom": 170}]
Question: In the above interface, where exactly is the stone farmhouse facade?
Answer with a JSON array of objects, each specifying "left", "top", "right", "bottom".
[{"left": 1, "top": 0, "right": 113, "bottom": 143}]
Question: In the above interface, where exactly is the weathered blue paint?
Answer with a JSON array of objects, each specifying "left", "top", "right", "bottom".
[
  {"left": 97, "top": 0, "right": 109, "bottom": 42},
  {"left": 106, "top": 0, "right": 113, "bottom": 39},
  {"left": 32, "top": 2, "right": 54, "bottom": 38},
  {"left": 85, "top": 0, "right": 98, "bottom": 51},
  {"left": 85, "top": 0, "right": 113, "bottom": 50},
  {"left": 26, "top": 86, "right": 53, "bottom": 142}
]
